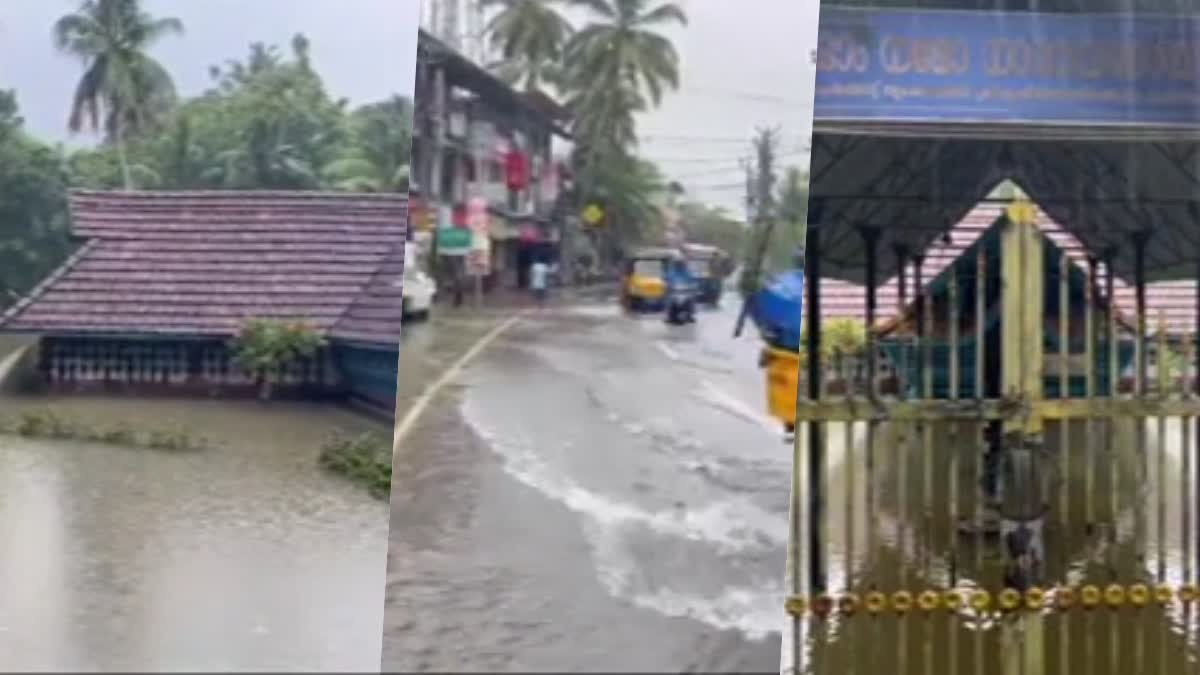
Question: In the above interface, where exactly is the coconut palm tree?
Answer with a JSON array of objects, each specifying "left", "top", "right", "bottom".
[
  {"left": 562, "top": 0, "right": 685, "bottom": 196},
  {"left": 53, "top": 0, "right": 183, "bottom": 189},
  {"left": 566, "top": 76, "right": 646, "bottom": 151},
  {"left": 481, "top": 0, "right": 574, "bottom": 92},
  {"left": 323, "top": 97, "right": 413, "bottom": 192},
  {"left": 562, "top": 0, "right": 687, "bottom": 110}
]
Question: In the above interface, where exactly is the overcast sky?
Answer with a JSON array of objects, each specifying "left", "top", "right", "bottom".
[
  {"left": 633, "top": 0, "right": 820, "bottom": 216},
  {"left": 1, "top": 0, "right": 817, "bottom": 215},
  {"left": 548, "top": 0, "right": 819, "bottom": 215},
  {"left": 0, "top": 0, "right": 420, "bottom": 148}
]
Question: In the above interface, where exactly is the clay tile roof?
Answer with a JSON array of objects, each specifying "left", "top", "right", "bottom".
[
  {"left": 818, "top": 201, "right": 1200, "bottom": 336},
  {"left": 817, "top": 203, "right": 1007, "bottom": 325},
  {"left": 0, "top": 189, "right": 408, "bottom": 346},
  {"left": 330, "top": 239, "right": 406, "bottom": 346}
]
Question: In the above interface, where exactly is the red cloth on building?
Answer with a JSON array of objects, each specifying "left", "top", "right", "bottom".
[{"left": 504, "top": 151, "right": 528, "bottom": 191}]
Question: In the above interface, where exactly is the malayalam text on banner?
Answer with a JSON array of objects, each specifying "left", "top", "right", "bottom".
[{"left": 814, "top": 7, "right": 1200, "bottom": 127}]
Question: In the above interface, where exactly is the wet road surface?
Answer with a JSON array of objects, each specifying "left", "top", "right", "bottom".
[
  {"left": 384, "top": 293, "right": 786, "bottom": 672},
  {"left": 0, "top": 387, "right": 389, "bottom": 671}
]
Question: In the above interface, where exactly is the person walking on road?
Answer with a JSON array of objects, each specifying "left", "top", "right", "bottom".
[{"left": 530, "top": 258, "right": 549, "bottom": 308}]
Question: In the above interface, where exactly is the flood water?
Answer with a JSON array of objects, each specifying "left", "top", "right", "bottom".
[
  {"left": 791, "top": 417, "right": 1200, "bottom": 675},
  {"left": 0, "top": 388, "right": 389, "bottom": 670},
  {"left": 383, "top": 295, "right": 786, "bottom": 672}
]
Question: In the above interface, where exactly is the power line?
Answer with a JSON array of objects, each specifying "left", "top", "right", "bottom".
[
  {"left": 640, "top": 134, "right": 761, "bottom": 144},
  {"left": 671, "top": 84, "right": 812, "bottom": 108},
  {"left": 648, "top": 154, "right": 752, "bottom": 165},
  {"left": 685, "top": 181, "right": 761, "bottom": 192},
  {"left": 668, "top": 150, "right": 810, "bottom": 180},
  {"left": 671, "top": 164, "right": 751, "bottom": 179},
  {"left": 647, "top": 145, "right": 809, "bottom": 165}
]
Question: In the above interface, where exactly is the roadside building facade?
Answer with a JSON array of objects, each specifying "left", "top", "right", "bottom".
[
  {"left": 410, "top": 29, "right": 572, "bottom": 295},
  {"left": 0, "top": 189, "right": 407, "bottom": 410}
]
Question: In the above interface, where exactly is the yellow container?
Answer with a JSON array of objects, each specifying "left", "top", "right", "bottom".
[{"left": 761, "top": 346, "right": 799, "bottom": 431}]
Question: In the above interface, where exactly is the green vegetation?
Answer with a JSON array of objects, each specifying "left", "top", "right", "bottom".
[
  {"left": 796, "top": 318, "right": 868, "bottom": 369},
  {"left": 678, "top": 201, "right": 745, "bottom": 268},
  {"left": 0, "top": 0, "right": 411, "bottom": 309},
  {"left": 766, "top": 167, "right": 810, "bottom": 273},
  {"left": 54, "top": 0, "right": 185, "bottom": 189},
  {"left": 231, "top": 319, "right": 326, "bottom": 400},
  {"left": 0, "top": 408, "right": 205, "bottom": 451},
  {"left": 318, "top": 432, "right": 391, "bottom": 500}
]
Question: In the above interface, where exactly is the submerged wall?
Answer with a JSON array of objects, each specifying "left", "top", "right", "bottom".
[
  {"left": 35, "top": 336, "right": 332, "bottom": 398},
  {"left": 331, "top": 342, "right": 398, "bottom": 412}
]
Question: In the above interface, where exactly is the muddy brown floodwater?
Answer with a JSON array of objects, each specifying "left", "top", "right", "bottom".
[
  {"left": 793, "top": 418, "right": 1200, "bottom": 675},
  {"left": 0, "top": 391, "right": 389, "bottom": 671}
]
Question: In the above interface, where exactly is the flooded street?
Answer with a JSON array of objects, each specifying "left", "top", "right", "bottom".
[
  {"left": 795, "top": 414, "right": 1200, "bottom": 675},
  {"left": 0, "top": 381, "right": 389, "bottom": 670},
  {"left": 384, "top": 293, "right": 786, "bottom": 672}
]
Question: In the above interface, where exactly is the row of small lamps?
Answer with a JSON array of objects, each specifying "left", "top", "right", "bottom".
[{"left": 785, "top": 583, "right": 1200, "bottom": 618}]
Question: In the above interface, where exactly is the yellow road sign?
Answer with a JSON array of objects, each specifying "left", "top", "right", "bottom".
[{"left": 582, "top": 204, "right": 604, "bottom": 226}]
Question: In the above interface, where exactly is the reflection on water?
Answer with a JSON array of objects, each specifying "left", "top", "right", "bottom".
[
  {"left": 795, "top": 418, "right": 1200, "bottom": 675},
  {"left": 0, "top": 394, "right": 389, "bottom": 671}
]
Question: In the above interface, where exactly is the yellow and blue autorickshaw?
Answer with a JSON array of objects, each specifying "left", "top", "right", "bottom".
[
  {"left": 621, "top": 247, "right": 674, "bottom": 312},
  {"left": 681, "top": 243, "right": 724, "bottom": 307}
]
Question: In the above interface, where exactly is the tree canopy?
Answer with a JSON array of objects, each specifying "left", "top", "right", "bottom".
[
  {"left": 69, "top": 35, "right": 408, "bottom": 193},
  {"left": 1, "top": 7, "right": 411, "bottom": 308}
]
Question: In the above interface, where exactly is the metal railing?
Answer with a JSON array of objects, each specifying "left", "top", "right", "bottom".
[{"left": 786, "top": 221, "right": 1200, "bottom": 675}]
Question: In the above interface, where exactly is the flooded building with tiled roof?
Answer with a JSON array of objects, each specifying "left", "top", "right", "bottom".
[{"left": 0, "top": 189, "right": 407, "bottom": 409}]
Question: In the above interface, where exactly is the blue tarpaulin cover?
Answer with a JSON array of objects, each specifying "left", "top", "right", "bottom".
[{"left": 749, "top": 269, "right": 804, "bottom": 351}]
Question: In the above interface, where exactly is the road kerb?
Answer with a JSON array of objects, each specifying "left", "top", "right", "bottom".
[{"left": 392, "top": 311, "right": 529, "bottom": 457}]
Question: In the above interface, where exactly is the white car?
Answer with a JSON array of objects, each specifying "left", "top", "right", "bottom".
[{"left": 401, "top": 243, "right": 436, "bottom": 321}]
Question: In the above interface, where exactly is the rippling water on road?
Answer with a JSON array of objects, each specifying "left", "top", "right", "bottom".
[
  {"left": 0, "top": 393, "right": 389, "bottom": 671},
  {"left": 384, "top": 293, "right": 786, "bottom": 672}
]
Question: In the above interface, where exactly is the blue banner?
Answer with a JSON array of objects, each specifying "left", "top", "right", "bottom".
[{"left": 814, "top": 7, "right": 1200, "bottom": 127}]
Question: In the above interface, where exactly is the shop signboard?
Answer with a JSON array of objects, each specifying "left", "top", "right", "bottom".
[
  {"left": 815, "top": 6, "right": 1200, "bottom": 128},
  {"left": 437, "top": 227, "right": 471, "bottom": 254},
  {"left": 466, "top": 197, "right": 491, "bottom": 275}
]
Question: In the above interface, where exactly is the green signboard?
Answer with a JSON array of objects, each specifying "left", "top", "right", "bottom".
[{"left": 437, "top": 227, "right": 471, "bottom": 255}]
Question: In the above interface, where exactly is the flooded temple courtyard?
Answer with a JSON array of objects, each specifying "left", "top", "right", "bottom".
[
  {"left": 0, "top": 377, "right": 389, "bottom": 670},
  {"left": 792, "top": 416, "right": 1200, "bottom": 675}
]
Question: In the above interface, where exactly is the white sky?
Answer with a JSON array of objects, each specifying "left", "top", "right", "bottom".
[
  {"left": 488, "top": 0, "right": 821, "bottom": 216},
  {"left": 0, "top": 0, "right": 820, "bottom": 215},
  {"left": 633, "top": 0, "right": 820, "bottom": 216},
  {"left": 0, "top": 0, "right": 421, "bottom": 148}
]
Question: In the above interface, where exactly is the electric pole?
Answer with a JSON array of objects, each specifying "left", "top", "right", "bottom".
[
  {"left": 734, "top": 126, "right": 781, "bottom": 336},
  {"left": 753, "top": 127, "right": 778, "bottom": 230}
]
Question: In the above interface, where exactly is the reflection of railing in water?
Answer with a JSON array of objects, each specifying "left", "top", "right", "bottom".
[{"left": 788, "top": 223, "right": 1200, "bottom": 675}]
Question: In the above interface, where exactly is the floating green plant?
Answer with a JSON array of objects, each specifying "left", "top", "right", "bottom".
[
  {"left": 318, "top": 431, "right": 391, "bottom": 500},
  {"left": 0, "top": 409, "right": 205, "bottom": 451}
]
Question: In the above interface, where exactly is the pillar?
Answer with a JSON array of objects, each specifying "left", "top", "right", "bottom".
[
  {"left": 805, "top": 223, "right": 825, "bottom": 593},
  {"left": 1133, "top": 231, "right": 1149, "bottom": 394},
  {"left": 862, "top": 227, "right": 880, "bottom": 388},
  {"left": 999, "top": 201, "right": 1047, "bottom": 675}
]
